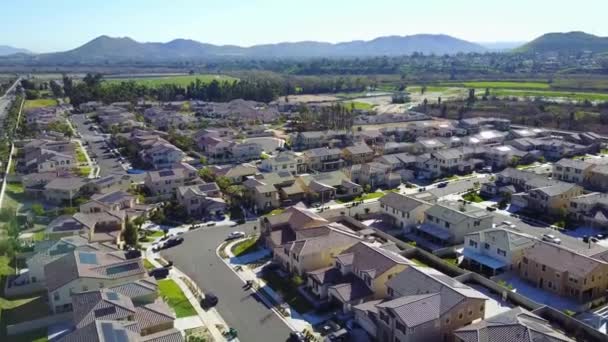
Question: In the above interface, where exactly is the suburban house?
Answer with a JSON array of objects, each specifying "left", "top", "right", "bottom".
[
  {"left": 379, "top": 192, "right": 436, "bottom": 232},
  {"left": 242, "top": 172, "right": 292, "bottom": 212},
  {"left": 463, "top": 227, "right": 536, "bottom": 275},
  {"left": 454, "top": 307, "right": 575, "bottom": 342},
  {"left": 46, "top": 210, "right": 126, "bottom": 245},
  {"left": 303, "top": 147, "right": 344, "bottom": 172},
  {"left": 144, "top": 162, "right": 199, "bottom": 198},
  {"left": 307, "top": 242, "right": 412, "bottom": 312},
  {"left": 273, "top": 225, "right": 363, "bottom": 276},
  {"left": 587, "top": 164, "right": 608, "bottom": 192},
  {"left": 517, "top": 241, "right": 608, "bottom": 303},
  {"left": 24, "top": 106, "right": 63, "bottom": 128},
  {"left": 210, "top": 163, "right": 258, "bottom": 183},
  {"left": 292, "top": 130, "right": 351, "bottom": 151},
  {"left": 568, "top": 192, "right": 608, "bottom": 228},
  {"left": 43, "top": 176, "right": 88, "bottom": 204},
  {"left": 511, "top": 182, "right": 584, "bottom": 216},
  {"left": 45, "top": 250, "right": 146, "bottom": 313},
  {"left": 552, "top": 158, "right": 597, "bottom": 185},
  {"left": 296, "top": 171, "right": 362, "bottom": 203},
  {"left": 355, "top": 265, "right": 488, "bottom": 342},
  {"left": 261, "top": 206, "right": 332, "bottom": 251},
  {"left": 342, "top": 143, "right": 375, "bottom": 165},
  {"left": 83, "top": 174, "right": 131, "bottom": 194},
  {"left": 345, "top": 162, "right": 402, "bottom": 189},
  {"left": 260, "top": 151, "right": 306, "bottom": 174},
  {"left": 138, "top": 138, "right": 186, "bottom": 170},
  {"left": 176, "top": 182, "right": 227, "bottom": 217},
  {"left": 415, "top": 139, "right": 446, "bottom": 154},
  {"left": 414, "top": 201, "right": 494, "bottom": 246}
]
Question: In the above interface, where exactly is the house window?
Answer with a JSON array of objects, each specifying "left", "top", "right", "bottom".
[
  {"left": 468, "top": 240, "right": 478, "bottom": 248},
  {"left": 480, "top": 304, "right": 484, "bottom": 312},
  {"left": 395, "top": 321, "right": 406, "bottom": 334},
  {"left": 497, "top": 249, "right": 506, "bottom": 257},
  {"left": 458, "top": 313, "right": 463, "bottom": 320},
  {"left": 54, "top": 292, "right": 60, "bottom": 301},
  {"left": 379, "top": 311, "right": 389, "bottom": 324},
  {"left": 542, "top": 265, "right": 546, "bottom": 272},
  {"left": 523, "top": 257, "right": 528, "bottom": 264},
  {"left": 484, "top": 243, "right": 490, "bottom": 249}
]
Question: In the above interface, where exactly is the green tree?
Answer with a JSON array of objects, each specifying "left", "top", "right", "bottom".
[
  {"left": 31, "top": 203, "right": 45, "bottom": 216},
  {"left": 123, "top": 217, "right": 138, "bottom": 247}
]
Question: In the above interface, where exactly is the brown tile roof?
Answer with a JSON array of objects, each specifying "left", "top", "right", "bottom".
[
  {"left": 337, "top": 242, "right": 411, "bottom": 279},
  {"left": 523, "top": 242, "right": 605, "bottom": 278}
]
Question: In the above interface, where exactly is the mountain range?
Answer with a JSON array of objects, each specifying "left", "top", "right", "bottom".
[
  {"left": 2, "top": 31, "right": 608, "bottom": 64},
  {"left": 0, "top": 45, "right": 31, "bottom": 56},
  {"left": 9, "top": 34, "right": 487, "bottom": 63}
]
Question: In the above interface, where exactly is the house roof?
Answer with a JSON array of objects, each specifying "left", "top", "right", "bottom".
[
  {"left": 45, "top": 251, "right": 145, "bottom": 292},
  {"left": 466, "top": 228, "right": 535, "bottom": 252},
  {"left": 72, "top": 289, "right": 136, "bottom": 328},
  {"left": 454, "top": 307, "right": 574, "bottom": 342},
  {"left": 108, "top": 277, "right": 158, "bottom": 300},
  {"left": 285, "top": 227, "right": 361, "bottom": 258},
  {"left": 379, "top": 192, "right": 431, "bottom": 213},
  {"left": 425, "top": 202, "right": 492, "bottom": 224},
  {"left": 134, "top": 299, "right": 175, "bottom": 331},
  {"left": 303, "top": 147, "right": 342, "bottom": 158},
  {"left": 344, "top": 143, "right": 373, "bottom": 155},
  {"left": 377, "top": 293, "right": 441, "bottom": 327},
  {"left": 386, "top": 266, "right": 488, "bottom": 316},
  {"left": 45, "top": 176, "right": 88, "bottom": 192},
  {"left": 329, "top": 277, "right": 373, "bottom": 303},
  {"left": 337, "top": 242, "right": 411, "bottom": 279},
  {"left": 265, "top": 206, "right": 328, "bottom": 230},
  {"left": 523, "top": 242, "right": 604, "bottom": 278}
]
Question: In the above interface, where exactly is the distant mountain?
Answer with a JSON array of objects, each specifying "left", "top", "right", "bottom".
[
  {"left": 479, "top": 41, "right": 526, "bottom": 52},
  {"left": 516, "top": 31, "right": 608, "bottom": 53},
  {"left": 0, "top": 45, "right": 30, "bottom": 56},
  {"left": 22, "top": 34, "right": 487, "bottom": 63}
]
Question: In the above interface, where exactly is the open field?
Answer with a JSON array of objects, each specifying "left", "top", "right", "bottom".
[
  {"left": 489, "top": 88, "right": 608, "bottom": 101},
  {"left": 23, "top": 99, "right": 58, "bottom": 109},
  {"left": 104, "top": 74, "right": 237, "bottom": 87},
  {"left": 441, "top": 81, "right": 551, "bottom": 90}
]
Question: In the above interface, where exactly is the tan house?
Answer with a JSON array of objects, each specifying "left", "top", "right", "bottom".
[
  {"left": 144, "top": 162, "right": 199, "bottom": 198},
  {"left": 518, "top": 241, "right": 608, "bottom": 302},
  {"left": 513, "top": 182, "right": 584, "bottom": 216},
  {"left": 261, "top": 206, "right": 331, "bottom": 251},
  {"left": 303, "top": 147, "right": 344, "bottom": 172},
  {"left": 342, "top": 143, "right": 375, "bottom": 165},
  {"left": 176, "top": 182, "right": 226, "bottom": 217},
  {"left": 355, "top": 265, "right": 488, "bottom": 342},
  {"left": 379, "top": 192, "right": 436, "bottom": 232},
  {"left": 568, "top": 192, "right": 608, "bottom": 228}
]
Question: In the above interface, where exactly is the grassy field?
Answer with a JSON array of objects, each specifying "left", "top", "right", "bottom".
[
  {"left": 442, "top": 81, "right": 551, "bottom": 90},
  {"left": 336, "top": 191, "right": 385, "bottom": 204},
  {"left": 157, "top": 279, "right": 197, "bottom": 318},
  {"left": 104, "top": 74, "right": 237, "bottom": 87},
  {"left": 489, "top": 88, "right": 608, "bottom": 101},
  {"left": 230, "top": 237, "right": 259, "bottom": 257},
  {"left": 344, "top": 101, "right": 375, "bottom": 110},
  {"left": 23, "top": 99, "right": 58, "bottom": 109}
]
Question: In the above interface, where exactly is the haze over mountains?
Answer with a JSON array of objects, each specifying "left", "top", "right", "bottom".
[
  {"left": 0, "top": 45, "right": 31, "bottom": 56},
  {"left": 2, "top": 31, "right": 607, "bottom": 64}
]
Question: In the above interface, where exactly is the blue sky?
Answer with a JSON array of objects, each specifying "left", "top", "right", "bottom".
[{"left": 2, "top": 0, "right": 607, "bottom": 52}]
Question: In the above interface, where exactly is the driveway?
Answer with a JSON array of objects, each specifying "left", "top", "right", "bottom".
[{"left": 160, "top": 222, "right": 292, "bottom": 342}]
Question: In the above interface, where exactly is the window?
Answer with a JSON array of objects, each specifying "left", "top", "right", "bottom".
[
  {"left": 379, "top": 311, "right": 389, "bottom": 324},
  {"left": 480, "top": 304, "right": 484, "bottom": 312},
  {"left": 542, "top": 265, "right": 546, "bottom": 272},
  {"left": 396, "top": 321, "right": 406, "bottom": 334},
  {"left": 54, "top": 292, "right": 60, "bottom": 301},
  {"left": 484, "top": 243, "right": 490, "bottom": 249},
  {"left": 468, "top": 240, "right": 478, "bottom": 248},
  {"left": 458, "top": 313, "right": 463, "bottom": 320},
  {"left": 497, "top": 249, "right": 506, "bottom": 257},
  {"left": 82, "top": 285, "right": 88, "bottom": 291},
  {"left": 445, "top": 222, "right": 450, "bottom": 229},
  {"left": 523, "top": 257, "right": 528, "bottom": 264}
]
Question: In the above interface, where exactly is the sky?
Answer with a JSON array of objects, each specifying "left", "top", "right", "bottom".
[{"left": 1, "top": 0, "right": 607, "bottom": 53}]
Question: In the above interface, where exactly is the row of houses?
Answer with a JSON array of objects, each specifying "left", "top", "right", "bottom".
[{"left": 259, "top": 206, "right": 573, "bottom": 341}]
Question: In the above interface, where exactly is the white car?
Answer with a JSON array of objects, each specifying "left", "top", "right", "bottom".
[{"left": 226, "top": 231, "right": 245, "bottom": 240}]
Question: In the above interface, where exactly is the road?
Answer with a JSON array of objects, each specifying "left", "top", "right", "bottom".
[
  {"left": 70, "top": 113, "right": 145, "bottom": 182},
  {"left": 161, "top": 222, "right": 292, "bottom": 342}
]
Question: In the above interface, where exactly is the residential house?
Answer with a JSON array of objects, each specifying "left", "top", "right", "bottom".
[
  {"left": 415, "top": 139, "right": 446, "bottom": 154},
  {"left": 342, "top": 143, "right": 375, "bottom": 165},
  {"left": 454, "top": 307, "right": 574, "bottom": 342},
  {"left": 415, "top": 202, "right": 494, "bottom": 246},
  {"left": 259, "top": 151, "right": 306, "bottom": 174},
  {"left": 292, "top": 130, "right": 351, "bottom": 151},
  {"left": 296, "top": 171, "right": 362, "bottom": 203},
  {"left": 45, "top": 250, "right": 146, "bottom": 313},
  {"left": 261, "top": 205, "right": 331, "bottom": 251},
  {"left": 303, "top": 147, "right": 344, "bottom": 172},
  {"left": 176, "top": 182, "right": 226, "bottom": 217},
  {"left": 242, "top": 176, "right": 282, "bottom": 212},
  {"left": 58, "top": 319, "right": 183, "bottom": 342},
  {"left": 210, "top": 163, "right": 258, "bottom": 184},
  {"left": 144, "top": 162, "right": 199, "bottom": 198},
  {"left": 43, "top": 176, "right": 88, "bottom": 204},
  {"left": 587, "top": 164, "right": 608, "bottom": 192},
  {"left": 379, "top": 192, "right": 436, "bottom": 232},
  {"left": 568, "top": 192, "right": 608, "bottom": 228},
  {"left": 345, "top": 162, "right": 402, "bottom": 189},
  {"left": 517, "top": 242, "right": 608, "bottom": 302},
  {"left": 308, "top": 242, "right": 412, "bottom": 312},
  {"left": 24, "top": 106, "right": 63, "bottom": 128},
  {"left": 356, "top": 265, "right": 488, "bottom": 342},
  {"left": 463, "top": 227, "right": 536, "bottom": 275},
  {"left": 512, "top": 182, "right": 584, "bottom": 216},
  {"left": 84, "top": 174, "right": 131, "bottom": 194},
  {"left": 138, "top": 138, "right": 186, "bottom": 170}
]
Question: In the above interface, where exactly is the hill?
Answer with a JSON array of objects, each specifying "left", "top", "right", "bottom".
[
  {"left": 0, "top": 45, "right": 31, "bottom": 56},
  {"left": 517, "top": 31, "right": 608, "bottom": 53},
  {"left": 24, "top": 34, "right": 486, "bottom": 63}
]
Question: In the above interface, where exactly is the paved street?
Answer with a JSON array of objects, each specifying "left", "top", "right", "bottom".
[{"left": 161, "top": 222, "right": 293, "bottom": 342}]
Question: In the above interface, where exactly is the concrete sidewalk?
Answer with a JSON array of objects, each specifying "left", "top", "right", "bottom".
[{"left": 148, "top": 257, "right": 231, "bottom": 342}]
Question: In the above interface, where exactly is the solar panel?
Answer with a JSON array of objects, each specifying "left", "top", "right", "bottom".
[
  {"left": 106, "top": 292, "right": 119, "bottom": 301},
  {"left": 106, "top": 262, "right": 140, "bottom": 276},
  {"left": 158, "top": 170, "right": 175, "bottom": 177},
  {"left": 94, "top": 306, "right": 117, "bottom": 318},
  {"left": 100, "top": 322, "right": 130, "bottom": 342},
  {"left": 79, "top": 252, "right": 98, "bottom": 265}
]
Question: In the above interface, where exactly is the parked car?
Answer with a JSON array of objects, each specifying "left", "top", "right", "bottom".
[
  {"left": 124, "top": 249, "right": 141, "bottom": 259},
  {"left": 201, "top": 292, "right": 218, "bottom": 309},
  {"left": 542, "top": 234, "right": 561, "bottom": 244},
  {"left": 437, "top": 182, "right": 448, "bottom": 188},
  {"left": 288, "top": 332, "right": 307, "bottom": 342},
  {"left": 148, "top": 267, "right": 169, "bottom": 279},
  {"left": 226, "top": 231, "right": 245, "bottom": 240},
  {"left": 164, "top": 237, "right": 184, "bottom": 249}
]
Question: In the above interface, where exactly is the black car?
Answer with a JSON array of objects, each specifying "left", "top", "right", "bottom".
[
  {"left": 124, "top": 249, "right": 142, "bottom": 259},
  {"left": 148, "top": 267, "right": 169, "bottom": 279},
  {"left": 437, "top": 182, "right": 449, "bottom": 188},
  {"left": 164, "top": 237, "right": 184, "bottom": 249},
  {"left": 201, "top": 292, "right": 218, "bottom": 309}
]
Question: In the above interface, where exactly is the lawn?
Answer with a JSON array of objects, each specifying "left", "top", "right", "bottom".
[
  {"left": 157, "top": 279, "right": 197, "bottom": 318},
  {"left": 143, "top": 259, "right": 155, "bottom": 270},
  {"left": 489, "top": 88, "right": 608, "bottom": 102},
  {"left": 74, "top": 144, "right": 88, "bottom": 163},
  {"left": 462, "top": 191, "right": 484, "bottom": 203},
  {"left": 266, "top": 208, "right": 285, "bottom": 216},
  {"left": 260, "top": 271, "right": 313, "bottom": 313},
  {"left": 23, "top": 99, "right": 58, "bottom": 109},
  {"left": 344, "top": 101, "right": 375, "bottom": 111},
  {"left": 448, "top": 81, "right": 550, "bottom": 90},
  {"left": 104, "top": 74, "right": 237, "bottom": 87},
  {"left": 335, "top": 191, "right": 385, "bottom": 204},
  {"left": 76, "top": 167, "right": 91, "bottom": 177},
  {"left": 230, "top": 237, "right": 259, "bottom": 257}
]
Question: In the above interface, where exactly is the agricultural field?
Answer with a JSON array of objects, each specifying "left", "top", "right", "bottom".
[
  {"left": 23, "top": 98, "right": 58, "bottom": 109},
  {"left": 440, "top": 81, "right": 550, "bottom": 90},
  {"left": 104, "top": 74, "right": 237, "bottom": 87}
]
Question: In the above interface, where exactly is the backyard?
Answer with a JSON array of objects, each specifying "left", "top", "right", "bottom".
[
  {"left": 23, "top": 99, "right": 58, "bottom": 109},
  {"left": 157, "top": 279, "right": 197, "bottom": 318},
  {"left": 260, "top": 271, "right": 313, "bottom": 314}
]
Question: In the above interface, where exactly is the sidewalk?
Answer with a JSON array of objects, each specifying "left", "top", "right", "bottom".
[
  {"left": 0, "top": 97, "right": 23, "bottom": 209},
  {"left": 219, "top": 238, "right": 329, "bottom": 335},
  {"left": 147, "top": 256, "right": 230, "bottom": 342}
]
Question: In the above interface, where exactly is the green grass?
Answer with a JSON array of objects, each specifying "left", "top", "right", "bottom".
[
  {"left": 446, "top": 81, "right": 551, "bottom": 90},
  {"left": 230, "top": 237, "right": 259, "bottom": 257},
  {"left": 266, "top": 208, "right": 285, "bottom": 216},
  {"left": 76, "top": 167, "right": 91, "bottom": 177},
  {"left": 489, "top": 88, "right": 608, "bottom": 102},
  {"left": 23, "top": 99, "right": 58, "bottom": 109},
  {"left": 11, "top": 328, "right": 48, "bottom": 342},
  {"left": 143, "top": 259, "right": 155, "bottom": 270},
  {"left": 104, "top": 74, "right": 237, "bottom": 87},
  {"left": 410, "top": 258, "right": 429, "bottom": 267},
  {"left": 5, "top": 182, "right": 24, "bottom": 194},
  {"left": 407, "top": 85, "right": 450, "bottom": 93},
  {"left": 336, "top": 192, "right": 384, "bottom": 204},
  {"left": 462, "top": 191, "right": 484, "bottom": 203},
  {"left": 157, "top": 279, "right": 197, "bottom": 318},
  {"left": 261, "top": 271, "right": 313, "bottom": 313},
  {"left": 75, "top": 144, "right": 88, "bottom": 163},
  {"left": 344, "top": 101, "right": 375, "bottom": 111}
]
